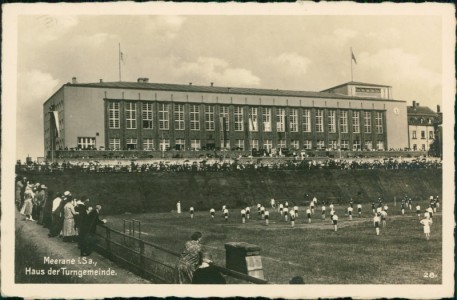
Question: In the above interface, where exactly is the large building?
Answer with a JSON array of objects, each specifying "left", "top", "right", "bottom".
[
  {"left": 407, "top": 101, "right": 441, "bottom": 151},
  {"left": 43, "top": 78, "right": 409, "bottom": 156}
]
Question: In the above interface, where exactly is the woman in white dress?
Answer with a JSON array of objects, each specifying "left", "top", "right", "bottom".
[
  {"left": 20, "top": 182, "right": 35, "bottom": 221},
  {"left": 420, "top": 217, "right": 433, "bottom": 240}
]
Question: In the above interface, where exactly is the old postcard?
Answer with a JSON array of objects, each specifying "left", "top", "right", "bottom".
[{"left": 1, "top": 2, "right": 455, "bottom": 299}]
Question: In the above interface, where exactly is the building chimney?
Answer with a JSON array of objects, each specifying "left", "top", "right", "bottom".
[
  {"left": 412, "top": 100, "right": 416, "bottom": 108},
  {"left": 99, "top": 79, "right": 103, "bottom": 83},
  {"left": 72, "top": 77, "right": 77, "bottom": 84},
  {"left": 211, "top": 82, "right": 214, "bottom": 87},
  {"left": 189, "top": 82, "right": 192, "bottom": 86},
  {"left": 137, "top": 77, "right": 149, "bottom": 83},
  {"left": 417, "top": 102, "right": 420, "bottom": 107},
  {"left": 437, "top": 105, "right": 440, "bottom": 113}
]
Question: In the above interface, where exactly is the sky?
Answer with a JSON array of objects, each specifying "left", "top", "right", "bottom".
[{"left": 14, "top": 11, "right": 445, "bottom": 160}]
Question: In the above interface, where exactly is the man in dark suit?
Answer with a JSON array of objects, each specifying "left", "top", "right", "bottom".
[{"left": 80, "top": 205, "right": 106, "bottom": 256}]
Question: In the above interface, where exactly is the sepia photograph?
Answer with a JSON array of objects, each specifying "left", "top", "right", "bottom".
[{"left": 1, "top": 2, "right": 455, "bottom": 299}]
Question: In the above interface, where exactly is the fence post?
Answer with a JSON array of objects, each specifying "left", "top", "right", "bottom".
[
  {"left": 138, "top": 220, "right": 141, "bottom": 239},
  {"left": 225, "top": 242, "right": 264, "bottom": 280},
  {"left": 105, "top": 227, "right": 112, "bottom": 260},
  {"left": 139, "top": 240, "right": 145, "bottom": 276},
  {"left": 123, "top": 220, "right": 126, "bottom": 245}
]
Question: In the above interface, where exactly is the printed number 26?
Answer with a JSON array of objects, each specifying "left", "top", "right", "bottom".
[{"left": 424, "top": 272, "right": 437, "bottom": 278}]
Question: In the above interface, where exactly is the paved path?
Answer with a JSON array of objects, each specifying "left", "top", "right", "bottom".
[{"left": 15, "top": 211, "right": 150, "bottom": 284}]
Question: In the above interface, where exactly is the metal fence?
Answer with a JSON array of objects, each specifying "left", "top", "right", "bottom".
[{"left": 93, "top": 224, "right": 268, "bottom": 284}]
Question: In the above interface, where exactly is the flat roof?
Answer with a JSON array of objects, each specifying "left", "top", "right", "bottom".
[
  {"left": 62, "top": 80, "right": 404, "bottom": 102},
  {"left": 321, "top": 81, "right": 392, "bottom": 91}
]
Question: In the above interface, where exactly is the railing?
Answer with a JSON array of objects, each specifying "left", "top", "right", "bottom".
[{"left": 93, "top": 224, "right": 268, "bottom": 284}]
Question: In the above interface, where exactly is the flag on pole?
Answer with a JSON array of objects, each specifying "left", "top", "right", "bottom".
[
  {"left": 351, "top": 49, "right": 357, "bottom": 64},
  {"left": 120, "top": 51, "right": 124, "bottom": 63},
  {"left": 52, "top": 111, "right": 60, "bottom": 137},
  {"left": 49, "top": 105, "right": 60, "bottom": 137}
]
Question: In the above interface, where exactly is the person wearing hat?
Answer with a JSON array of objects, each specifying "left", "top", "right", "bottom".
[
  {"left": 20, "top": 181, "right": 35, "bottom": 221},
  {"left": 62, "top": 196, "right": 79, "bottom": 242},
  {"left": 191, "top": 252, "right": 226, "bottom": 284}
]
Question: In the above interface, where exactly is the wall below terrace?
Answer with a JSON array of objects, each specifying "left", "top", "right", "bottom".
[{"left": 21, "top": 169, "right": 441, "bottom": 215}]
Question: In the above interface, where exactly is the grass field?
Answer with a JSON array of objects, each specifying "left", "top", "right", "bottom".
[{"left": 105, "top": 199, "right": 442, "bottom": 284}]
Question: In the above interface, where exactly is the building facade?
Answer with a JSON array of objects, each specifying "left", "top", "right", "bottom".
[
  {"left": 43, "top": 79, "right": 409, "bottom": 156},
  {"left": 407, "top": 101, "right": 440, "bottom": 151}
]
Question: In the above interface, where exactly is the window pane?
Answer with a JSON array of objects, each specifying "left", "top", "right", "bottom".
[
  {"left": 159, "top": 103, "right": 169, "bottom": 130},
  {"left": 205, "top": 105, "right": 215, "bottom": 131},
  {"left": 174, "top": 104, "right": 185, "bottom": 130},
  {"left": 234, "top": 106, "right": 244, "bottom": 131},
  {"left": 315, "top": 109, "right": 324, "bottom": 133},
  {"left": 190, "top": 104, "right": 200, "bottom": 131},
  {"left": 302, "top": 109, "right": 311, "bottom": 132}
]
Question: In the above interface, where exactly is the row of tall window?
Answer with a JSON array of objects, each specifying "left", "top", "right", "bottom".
[
  {"left": 108, "top": 102, "right": 384, "bottom": 134},
  {"left": 411, "top": 130, "right": 434, "bottom": 139},
  {"left": 108, "top": 138, "right": 385, "bottom": 151}
]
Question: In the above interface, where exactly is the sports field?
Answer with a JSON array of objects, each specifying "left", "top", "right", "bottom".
[{"left": 106, "top": 199, "right": 442, "bottom": 284}]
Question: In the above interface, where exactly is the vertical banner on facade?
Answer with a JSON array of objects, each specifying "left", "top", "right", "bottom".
[
  {"left": 52, "top": 110, "right": 60, "bottom": 137},
  {"left": 223, "top": 116, "right": 227, "bottom": 148},
  {"left": 249, "top": 117, "right": 255, "bottom": 132}
]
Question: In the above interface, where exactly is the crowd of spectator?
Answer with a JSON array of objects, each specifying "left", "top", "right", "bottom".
[
  {"left": 16, "top": 175, "right": 107, "bottom": 256},
  {"left": 17, "top": 157, "right": 442, "bottom": 174}
]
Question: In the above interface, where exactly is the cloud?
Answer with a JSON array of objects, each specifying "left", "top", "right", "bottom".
[
  {"left": 74, "top": 32, "right": 117, "bottom": 48},
  {"left": 271, "top": 53, "right": 312, "bottom": 76},
  {"left": 146, "top": 15, "right": 186, "bottom": 39},
  {"left": 18, "top": 70, "right": 60, "bottom": 104},
  {"left": 357, "top": 48, "right": 441, "bottom": 104},
  {"left": 170, "top": 56, "right": 261, "bottom": 87},
  {"left": 334, "top": 28, "right": 358, "bottom": 44},
  {"left": 17, "top": 70, "right": 60, "bottom": 160},
  {"left": 366, "top": 28, "right": 400, "bottom": 42},
  {"left": 22, "top": 15, "right": 79, "bottom": 44},
  {"left": 315, "top": 28, "right": 359, "bottom": 49}
]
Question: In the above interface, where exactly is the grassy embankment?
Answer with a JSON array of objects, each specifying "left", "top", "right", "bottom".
[{"left": 20, "top": 169, "right": 442, "bottom": 215}]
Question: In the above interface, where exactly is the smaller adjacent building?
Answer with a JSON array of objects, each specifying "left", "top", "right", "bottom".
[{"left": 407, "top": 101, "right": 440, "bottom": 151}]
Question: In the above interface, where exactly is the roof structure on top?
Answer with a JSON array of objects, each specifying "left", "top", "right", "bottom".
[
  {"left": 407, "top": 106, "right": 438, "bottom": 116},
  {"left": 64, "top": 80, "right": 403, "bottom": 102},
  {"left": 321, "top": 81, "right": 392, "bottom": 92}
]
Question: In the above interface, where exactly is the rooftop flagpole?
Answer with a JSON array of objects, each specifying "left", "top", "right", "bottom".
[
  {"left": 119, "top": 43, "right": 122, "bottom": 82},
  {"left": 350, "top": 47, "right": 353, "bottom": 82},
  {"left": 350, "top": 47, "right": 357, "bottom": 82}
]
